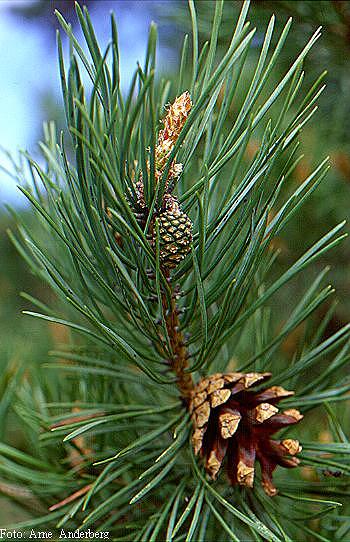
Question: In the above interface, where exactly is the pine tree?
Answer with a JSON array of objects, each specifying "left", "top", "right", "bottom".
[{"left": 2, "top": 1, "right": 350, "bottom": 540}]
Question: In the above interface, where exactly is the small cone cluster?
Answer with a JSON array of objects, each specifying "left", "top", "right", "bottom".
[
  {"left": 190, "top": 371, "right": 303, "bottom": 496},
  {"left": 131, "top": 92, "right": 193, "bottom": 270}
]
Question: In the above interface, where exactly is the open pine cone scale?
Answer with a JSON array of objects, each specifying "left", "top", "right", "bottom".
[{"left": 190, "top": 372, "right": 303, "bottom": 496}]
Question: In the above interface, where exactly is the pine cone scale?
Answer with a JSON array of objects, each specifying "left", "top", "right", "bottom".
[
  {"left": 207, "top": 436, "right": 228, "bottom": 479},
  {"left": 254, "top": 403, "right": 279, "bottom": 423},
  {"left": 193, "top": 400, "right": 210, "bottom": 428},
  {"left": 281, "top": 438, "right": 302, "bottom": 455},
  {"left": 219, "top": 408, "right": 241, "bottom": 439},
  {"left": 252, "top": 386, "right": 295, "bottom": 404},
  {"left": 210, "top": 388, "right": 231, "bottom": 408},
  {"left": 237, "top": 460, "right": 255, "bottom": 487},
  {"left": 261, "top": 410, "right": 303, "bottom": 430}
]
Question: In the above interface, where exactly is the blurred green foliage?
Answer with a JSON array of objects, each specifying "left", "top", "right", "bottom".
[{"left": 0, "top": 213, "right": 53, "bottom": 522}]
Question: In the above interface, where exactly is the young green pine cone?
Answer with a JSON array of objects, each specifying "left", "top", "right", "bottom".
[
  {"left": 153, "top": 194, "right": 192, "bottom": 270},
  {"left": 190, "top": 371, "right": 303, "bottom": 496}
]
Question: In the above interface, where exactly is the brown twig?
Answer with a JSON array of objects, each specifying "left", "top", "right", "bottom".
[
  {"left": 0, "top": 481, "right": 47, "bottom": 514},
  {"left": 162, "top": 273, "right": 194, "bottom": 403},
  {"left": 49, "top": 411, "right": 105, "bottom": 430},
  {"left": 48, "top": 484, "right": 92, "bottom": 511}
]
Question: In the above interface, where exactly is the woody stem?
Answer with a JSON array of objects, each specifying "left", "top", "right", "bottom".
[{"left": 162, "top": 274, "right": 194, "bottom": 403}]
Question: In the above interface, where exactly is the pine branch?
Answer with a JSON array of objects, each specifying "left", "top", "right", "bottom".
[{"left": 1, "top": 0, "right": 350, "bottom": 539}]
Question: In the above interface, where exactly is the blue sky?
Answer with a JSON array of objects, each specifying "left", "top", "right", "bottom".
[{"left": 0, "top": 0, "right": 177, "bottom": 207}]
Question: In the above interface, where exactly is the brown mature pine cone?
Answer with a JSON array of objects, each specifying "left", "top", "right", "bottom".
[{"left": 190, "top": 372, "right": 303, "bottom": 496}]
